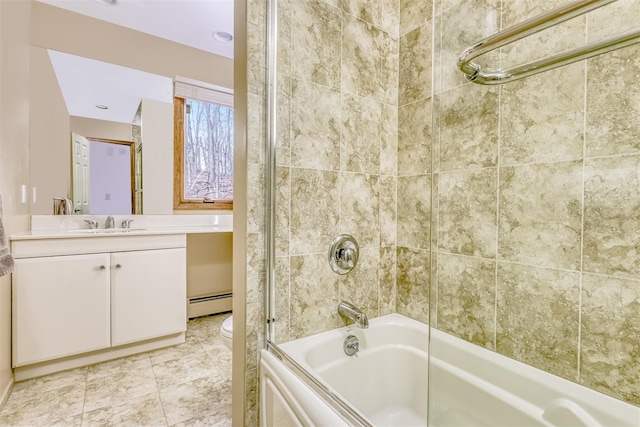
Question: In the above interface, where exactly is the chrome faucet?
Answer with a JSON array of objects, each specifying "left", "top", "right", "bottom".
[
  {"left": 105, "top": 216, "right": 115, "bottom": 229},
  {"left": 338, "top": 301, "right": 369, "bottom": 329}
]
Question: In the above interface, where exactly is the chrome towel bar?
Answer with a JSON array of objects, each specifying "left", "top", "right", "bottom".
[{"left": 458, "top": 0, "right": 640, "bottom": 85}]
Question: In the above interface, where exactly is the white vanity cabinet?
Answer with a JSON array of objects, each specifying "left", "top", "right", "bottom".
[{"left": 11, "top": 234, "right": 187, "bottom": 378}]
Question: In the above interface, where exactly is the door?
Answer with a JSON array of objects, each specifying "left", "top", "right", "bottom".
[
  {"left": 110, "top": 248, "right": 187, "bottom": 346},
  {"left": 12, "top": 254, "right": 111, "bottom": 366},
  {"left": 72, "top": 132, "right": 90, "bottom": 214}
]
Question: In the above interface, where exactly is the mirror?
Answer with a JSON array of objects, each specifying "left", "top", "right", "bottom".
[{"left": 28, "top": 0, "right": 234, "bottom": 215}]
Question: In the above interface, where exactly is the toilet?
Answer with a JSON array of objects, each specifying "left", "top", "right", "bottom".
[{"left": 220, "top": 315, "right": 233, "bottom": 351}]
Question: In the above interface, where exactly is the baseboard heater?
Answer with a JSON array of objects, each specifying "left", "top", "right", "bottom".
[{"left": 188, "top": 292, "right": 233, "bottom": 319}]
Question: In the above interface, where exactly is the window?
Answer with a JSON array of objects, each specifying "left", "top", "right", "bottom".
[{"left": 174, "top": 79, "right": 233, "bottom": 210}]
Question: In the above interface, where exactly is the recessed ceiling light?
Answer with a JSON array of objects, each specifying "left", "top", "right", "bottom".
[
  {"left": 95, "top": 104, "right": 109, "bottom": 110},
  {"left": 212, "top": 31, "right": 233, "bottom": 43},
  {"left": 94, "top": 0, "right": 118, "bottom": 6}
]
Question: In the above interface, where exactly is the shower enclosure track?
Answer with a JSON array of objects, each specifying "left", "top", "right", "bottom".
[{"left": 458, "top": 0, "right": 640, "bottom": 85}]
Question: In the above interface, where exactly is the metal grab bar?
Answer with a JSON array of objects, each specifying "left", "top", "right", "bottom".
[{"left": 458, "top": 0, "right": 640, "bottom": 85}]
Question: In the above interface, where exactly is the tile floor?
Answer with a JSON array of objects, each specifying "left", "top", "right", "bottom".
[{"left": 0, "top": 313, "right": 232, "bottom": 426}]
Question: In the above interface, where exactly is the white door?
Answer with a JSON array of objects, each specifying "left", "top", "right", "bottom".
[
  {"left": 12, "top": 254, "right": 111, "bottom": 366},
  {"left": 110, "top": 248, "right": 187, "bottom": 346},
  {"left": 72, "top": 132, "right": 90, "bottom": 214}
]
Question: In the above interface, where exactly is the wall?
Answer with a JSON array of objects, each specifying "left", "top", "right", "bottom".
[
  {"left": 0, "top": 0, "right": 31, "bottom": 405},
  {"left": 70, "top": 117, "right": 133, "bottom": 142},
  {"left": 428, "top": 0, "right": 640, "bottom": 407},
  {"left": 141, "top": 98, "right": 173, "bottom": 214},
  {"left": 29, "top": 46, "right": 71, "bottom": 215}
]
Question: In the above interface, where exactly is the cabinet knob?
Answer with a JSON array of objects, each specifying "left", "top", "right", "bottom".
[
  {"left": 115, "top": 264, "right": 122, "bottom": 269},
  {"left": 99, "top": 265, "right": 106, "bottom": 270}
]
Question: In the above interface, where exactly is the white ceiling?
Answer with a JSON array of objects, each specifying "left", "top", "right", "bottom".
[{"left": 36, "top": 0, "right": 234, "bottom": 124}]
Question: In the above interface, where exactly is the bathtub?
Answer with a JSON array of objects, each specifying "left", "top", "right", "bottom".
[{"left": 259, "top": 313, "right": 640, "bottom": 427}]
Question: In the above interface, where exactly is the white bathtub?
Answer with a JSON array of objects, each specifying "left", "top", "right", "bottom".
[{"left": 260, "top": 313, "right": 640, "bottom": 427}]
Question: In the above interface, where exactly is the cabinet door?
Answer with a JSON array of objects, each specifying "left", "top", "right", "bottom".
[
  {"left": 13, "top": 254, "right": 111, "bottom": 366},
  {"left": 111, "top": 248, "right": 186, "bottom": 346}
]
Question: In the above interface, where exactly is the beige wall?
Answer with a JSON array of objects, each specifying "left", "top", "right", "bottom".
[
  {"left": 70, "top": 117, "right": 133, "bottom": 142},
  {"left": 29, "top": 46, "right": 71, "bottom": 215},
  {"left": 141, "top": 98, "right": 173, "bottom": 215},
  {"left": 0, "top": 0, "right": 31, "bottom": 404}
]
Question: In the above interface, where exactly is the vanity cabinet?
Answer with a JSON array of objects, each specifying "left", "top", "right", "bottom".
[{"left": 11, "top": 234, "right": 187, "bottom": 371}]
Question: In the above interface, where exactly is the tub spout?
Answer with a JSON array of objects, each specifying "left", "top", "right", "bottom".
[{"left": 338, "top": 301, "right": 369, "bottom": 329}]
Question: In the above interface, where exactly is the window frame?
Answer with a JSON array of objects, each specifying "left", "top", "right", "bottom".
[{"left": 173, "top": 96, "right": 233, "bottom": 211}]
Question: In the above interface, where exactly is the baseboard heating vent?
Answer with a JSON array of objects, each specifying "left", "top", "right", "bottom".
[{"left": 188, "top": 292, "right": 232, "bottom": 319}]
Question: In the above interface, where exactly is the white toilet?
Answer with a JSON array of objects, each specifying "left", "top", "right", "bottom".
[{"left": 220, "top": 315, "right": 233, "bottom": 351}]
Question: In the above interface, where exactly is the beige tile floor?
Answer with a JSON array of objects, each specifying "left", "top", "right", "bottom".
[{"left": 0, "top": 313, "right": 232, "bottom": 426}]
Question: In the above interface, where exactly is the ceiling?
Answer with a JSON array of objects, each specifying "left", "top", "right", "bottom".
[{"left": 36, "top": 0, "right": 234, "bottom": 124}]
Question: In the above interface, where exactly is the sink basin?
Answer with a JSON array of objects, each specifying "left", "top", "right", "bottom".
[{"left": 67, "top": 228, "right": 147, "bottom": 234}]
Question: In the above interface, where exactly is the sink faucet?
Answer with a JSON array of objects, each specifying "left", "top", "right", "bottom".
[
  {"left": 338, "top": 301, "right": 369, "bottom": 329},
  {"left": 105, "top": 216, "right": 115, "bottom": 229}
]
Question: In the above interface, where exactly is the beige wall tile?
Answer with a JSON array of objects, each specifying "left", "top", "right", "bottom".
[
  {"left": 437, "top": 253, "right": 496, "bottom": 349},
  {"left": 290, "top": 254, "right": 341, "bottom": 339},
  {"left": 378, "top": 175, "right": 397, "bottom": 246},
  {"left": 586, "top": 45, "right": 640, "bottom": 158},
  {"left": 275, "top": 166, "right": 290, "bottom": 256},
  {"left": 580, "top": 273, "right": 640, "bottom": 405},
  {"left": 289, "top": 168, "right": 340, "bottom": 255},
  {"left": 398, "top": 97, "right": 432, "bottom": 175},
  {"left": 380, "top": 103, "right": 398, "bottom": 176},
  {"left": 399, "top": 23, "right": 432, "bottom": 105},
  {"left": 340, "top": 172, "right": 380, "bottom": 248},
  {"left": 340, "top": 247, "right": 381, "bottom": 318},
  {"left": 341, "top": 0, "right": 381, "bottom": 29},
  {"left": 400, "top": 0, "right": 432, "bottom": 36},
  {"left": 291, "top": 0, "right": 341, "bottom": 89},
  {"left": 290, "top": 79, "right": 341, "bottom": 170},
  {"left": 273, "top": 256, "right": 291, "bottom": 344},
  {"left": 396, "top": 246, "right": 430, "bottom": 323},
  {"left": 439, "top": 85, "right": 498, "bottom": 171},
  {"left": 587, "top": 0, "right": 640, "bottom": 42},
  {"left": 379, "top": 247, "right": 397, "bottom": 315},
  {"left": 584, "top": 155, "right": 640, "bottom": 278},
  {"left": 498, "top": 161, "right": 582, "bottom": 270},
  {"left": 496, "top": 262, "right": 580, "bottom": 381},
  {"left": 438, "top": 168, "right": 497, "bottom": 258},
  {"left": 397, "top": 174, "right": 431, "bottom": 249},
  {"left": 500, "top": 63, "right": 585, "bottom": 166},
  {"left": 276, "top": 75, "right": 291, "bottom": 166},
  {"left": 381, "top": 0, "right": 400, "bottom": 37},
  {"left": 341, "top": 93, "right": 382, "bottom": 174}
]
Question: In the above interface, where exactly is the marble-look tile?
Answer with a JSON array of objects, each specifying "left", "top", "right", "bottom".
[
  {"left": 340, "top": 247, "right": 381, "bottom": 318},
  {"left": 378, "top": 175, "right": 397, "bottom": 246},
  {"left": 277, "top": 0, "right": 291, "bottom": 77},
  {"left": 342, "top": 13, "right": 398, "bottom": 104},
  {"left": 400, "top": 0, "right": 432, "bottom": 35},
  {"left": 439, "top": 0, "right": 499, "bottom": 92},
  {"left": 49, "top": 413, "right": 83, "bottom": 427},
  {"left": 84, "top": 369, "right": 159, "bottom": 413},
  {"left": 290, "top": 79, "right": 341, "bottom": 170},
  {"left": 82, "top": 392, "right": 166, "bottom": 427},
  {"left": 9, "top": 366, "right": 87, "bottom": 400},
  {"left": 289, "top": 168, "right": 339, "bottom": 254},
  {"left": 289, "top": 253, "right": 340, "bottom": 339},
  {"left": 496, "top": 262, "right": 580, "bottom": 381},
  {"left": 438, "top": 168, "right": 497, "bottom": 258},
  {"left": 399, "top": 22, "right": 432, "bottom": 106},
  {"left": 396, "top": 246, "right": 430, "bottom": 323},
  {"left": 291, "top": 0, "right": 341, "bottom": 89},
  {"left": 246, "top": 163, "right": 265, "bottom": 235},
  {"left": 583, "top": 155, "right": 640, "bottom": 278},
  {"left": 397, "top": 174, "right": 431, "bottom": 249},
  {"left": 0, "top": 383, "right": 85, "bottom": 426},
  {"left": 160, "top": 376, "right": 231, "bottom": 426},
  {"left": 586, "top": 45, "right": 640, "bottom": 158},
  {"left": 498, "top": 161, "right": 582, "bottom": 270},
  {"left": 149, "top": 340, "right": 207, "bottom": 366},
  {"left": 580, "top": 273, "right": 640, "bottom": 405},
  {"left": 171, "top": 405, "right": 232, "bottom": 427},
  {"left": 87, "top": 353, "right": 151, "bottom": 382},
  {"left": 437, "top": 253, "right": 496, "bottom": 349},
  {"left": 341, "top": 93, "right": 381, "bottom": 174},
  {"left": 501, "top": 0, "right": 585, "bottom": 67},
  {"left": 381, "top": 0, "right": 400, "bottom": 37},
  {"left": 380, "top": 103, "right": 398, "bottom": 176},
  {"left": 273, "top": 256, "right": 291, "bottom": 344},
  {"left": 500, "top": 63, "right": 585, "bottom": 166},
  {"left": 439, "top": 84, "right": 498, "bottom": 171},
  {"left": 341, "top": 0, "right": 381, "bottom": 28},
  {"left": 152, "top": 352, "right": 220, "bottom": 388},
  {"left": 587, "top": 0, "right": 640, "bottom": 42},
  {"left": 276, "top": 75, "right": 291, "bottom": 167},
  {"left": 247, "top": 92, "right": 265, "bottom": 165},
  {"left": 340, "top": 172, "right": 380, "bottom": 248},
  {"left": 275, "top": 166, "right": 290, "bottom": 256},
  {"left": 398, "top": 97, "right": 432, "bottom": 175},
  {"left": 244, "top": 369, "right": 259, "bottom": 427},
  {"left": 379, "top": 246, "right": 397, "bottom": 315}
]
